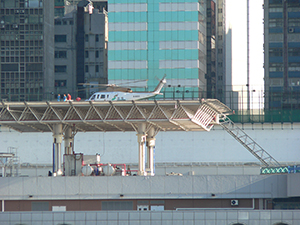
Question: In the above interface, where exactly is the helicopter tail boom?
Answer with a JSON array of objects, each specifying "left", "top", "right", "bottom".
[{"left": 153, "top": 75, "right": 167, "bottom": 94}]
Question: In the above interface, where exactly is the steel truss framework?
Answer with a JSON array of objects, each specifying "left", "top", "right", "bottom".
[
  {"left": 0, "top": 99, "right": 232, "bottom": 134},
  {"left": 0, "top": 99, "right": 281, "bottom": 167}
]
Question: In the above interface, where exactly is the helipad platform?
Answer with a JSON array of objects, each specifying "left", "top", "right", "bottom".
[
  {"left": 0, "top": 99, "right": 233, "bottom": 176},
  {"left": 0, "top": 99, "right": 233, "bottom": 133}
]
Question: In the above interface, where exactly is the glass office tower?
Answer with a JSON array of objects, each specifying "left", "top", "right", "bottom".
[{"left": 108, "top": 0, "right": 207, "bottom": 99}]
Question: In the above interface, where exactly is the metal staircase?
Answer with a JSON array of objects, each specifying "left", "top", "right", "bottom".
[{"left": 218, "top": 116, "right": 280, "bottom": 167}]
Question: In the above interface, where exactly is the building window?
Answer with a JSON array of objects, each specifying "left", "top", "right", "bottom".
[
  {"left": 218, "top": 62, "right": 223, "bottom": 67},
  {"left": 288, "top": 48, "right": 300, "bottom": 57},
  {"left": 69, "top": 20, "right": 73, "bottom": 25},
  {"left": 85, "top": 51, "right": 89, "bottom": 58},
  {"left": 55, "top": 80, "right": 67, "bottom": 87},
  {"left": 95, "top": 34, "right": 99, "bottom": 42},
  {"left": 218, "top": 35, "right": 222, "bottom": 40},
  {"left": 95, "top": 65, "right": 99, "bottom": 72},
  {"left": 55, "top": 51, "right": 67, "bottom": 58},
  {"left": 95, "top": 51, "right": 99, "bottom": 58},
  {"left": 85, "top": 65, "right": 89, "bottom": 72},
  {"left": 31, "top": 202, "right": 49, "bottom": 211},
  {"left": 218, "top": 8, "right": 222, "bottom": 13},
  {"left": 218, "top": 48, "right": 223, "bottom": 54},
  {"left": 55, "top": 65, "right": 67, "bottom": 73},
  {"left": 269, "top": 48, "right": 283, "bottom": 57},
  {"left": 218, "top": 22, "right": 222, "bottom": 26},
  {"left": 54, "top": 20, "right": 61, "bottom": 25},
  {"left": 85, "top": 34, "right": 89, "bottom": 42},
  {"left": 55, "top": 35, "right": 66, "bottom": 42},
  {"left": 102, "top": 201, "right": 133, "bottom": 210}
]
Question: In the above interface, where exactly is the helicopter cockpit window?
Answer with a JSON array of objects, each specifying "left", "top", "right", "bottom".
[
  {"left": 90, "top": 95, "right": 96, "bottom": 100},
  {"left": 97, "top": 94, "right": 100, "bottom": 99},
  {"left": 107, "top": 95, "right": 109, "bottom": 98},
  {"left": 101, "top": 94, "right": 105, "bottom": 99}
]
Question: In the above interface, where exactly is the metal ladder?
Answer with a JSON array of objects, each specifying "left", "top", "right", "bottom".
[{"left": 218, "top": 116, "right": 280, "bottom": 167}]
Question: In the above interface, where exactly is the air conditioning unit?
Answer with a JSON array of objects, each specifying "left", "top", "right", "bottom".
[
  {"left": 231, "top": 200, "right": 239, "bottom": 206},
  {"left": 289, "top": 28, "right": 294, "bottom": 33},
  {"left": 137, "top": 205, "right": 149, "bottom": 211}
]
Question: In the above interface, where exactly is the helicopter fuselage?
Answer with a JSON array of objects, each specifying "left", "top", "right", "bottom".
[{"left": 88, "top": 91, "right": 160, "bottom": 101}]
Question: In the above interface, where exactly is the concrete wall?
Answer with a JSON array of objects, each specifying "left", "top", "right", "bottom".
[
  {"left": 0, "top": 210, "right": 299, "bottom": 225},
  {"left": 287, "top": 173, "right": 300, "bottom": 197},
  {"left": 0, "top": 123, "right": 299, "bottom": 165},
  {"left": 0, "top": 175, "right": 287, "bottom": 200}
]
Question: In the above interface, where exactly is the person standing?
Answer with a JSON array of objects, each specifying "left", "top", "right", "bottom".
[
  {"left": 63, "top": 94, "right": 67, "bottom": 102},
  {"left": 57, "top": 94, "right": 61, "bottom": 101}
]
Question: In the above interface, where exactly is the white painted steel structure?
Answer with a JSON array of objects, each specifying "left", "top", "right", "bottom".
[
  {"left": 219, "top": 116, "right": 281, "bottom": 167},
  {"left": 0, "top": 99, "right": 232, "bottom": 175},
  {"left": 0, "top": 99, "right": 283, "bottom": 173},
  {"left": 0, "top": 99, "right": 232, "bottom": 133}
]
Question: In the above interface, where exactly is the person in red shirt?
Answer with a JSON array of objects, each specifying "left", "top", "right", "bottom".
[{"left": 67, "top": 93, "right": 71, "bottom": 101}]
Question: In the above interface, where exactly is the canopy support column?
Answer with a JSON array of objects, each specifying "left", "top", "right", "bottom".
[
  {"left": 64, "top": 126, "right": 73, "bottom": 155},
  {"left": 137, "top": 123, "right": 147, "bottom": 176},
  {"left": 53, "top": 124, "right": 63, "bottom": 176},
  {"left": 146, "top": 127, "right": 156, "bottom": 176}
]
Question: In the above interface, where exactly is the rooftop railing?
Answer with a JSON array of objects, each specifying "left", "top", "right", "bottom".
[{"left": 1, "top": 85, "right": 300, "bottom": 123}]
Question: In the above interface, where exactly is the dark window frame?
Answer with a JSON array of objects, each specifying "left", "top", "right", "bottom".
[
  {"left": 55, "top": 65, "right": 67, "bottom": 73},
  {"left": 55, "top": 35, "right": 67, "bottom": 43}
]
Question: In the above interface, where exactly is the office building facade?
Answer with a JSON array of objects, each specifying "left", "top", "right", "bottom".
[
  {"left": 216, "top": 0, "right": 227, "bottom": 102},
  {"left": 206, "top": 0, "right": 216, "bottom": 99},
  {"left": 108, "top": 0, "right": 207, "bottom": 99},
  {"left": 264, "top": 0, "right": 300, "bottom": 109},
  {"left": 55, "top": 0, "right": 108, "bottom": 17},
  {"left": 0, "top": 0, "right": 54, "bottom": 101},
  {"left": 54, "top": 1, "right": 108, "bottom": 99},
  {"left": 206, "top": 0, "right": 227, "bottom": 102}
]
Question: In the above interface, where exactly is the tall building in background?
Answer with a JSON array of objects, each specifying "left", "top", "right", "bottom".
[
  {"left": 0, "top": 0, "right": 54, "bottom": 101},
  {"left": 206, "top": 0, "right": 216, "bottom": 99},
  {"left": 264, "top": 0, "right": 300, "bottom": 109},
  {"left": 206, "top": 0, "right": 227, "bottom": 102},
  {"left": 216, "top": 0, "right": 227, "bottom": 102},
  {"left": 54, "top": 1, "right": 108, "bottom": 99},
  {"left": 108, "top": 0, "right": 207, "bottom": 99},
  {"left": 225, "top": 26, "right": 237, "bottom": 110}
]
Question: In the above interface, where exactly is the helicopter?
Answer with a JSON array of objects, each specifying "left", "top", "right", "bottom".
[{"left": 85, "top": 76, "right": 166, "bottom": 101}]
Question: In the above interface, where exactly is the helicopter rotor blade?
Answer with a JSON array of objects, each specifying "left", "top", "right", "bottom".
[
  {"left": 113, "top": 79, "right": 148, "bottom": 86},
  {"left": 77, "top": 83, "right": 115, "bottom": 87},
  {"left": 78, "top": 79, "right": 148, "bottom": 88}
]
